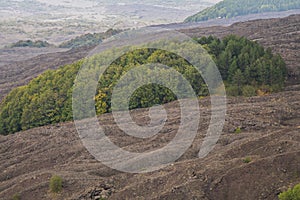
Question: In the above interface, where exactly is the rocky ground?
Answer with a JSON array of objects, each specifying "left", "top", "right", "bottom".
[{"left": 0, "top": 86, "right": 299, "bottom": 200}]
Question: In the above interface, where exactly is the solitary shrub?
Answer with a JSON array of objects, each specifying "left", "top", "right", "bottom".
[
  {"left": 12, "top": 193, "right": 20, "bottom": 200},
  {"left": 235, "top": 127, "right": 242, "bottom": 134},
  {"left": 279, "top": 183, "right": 300, "bottom": 200},
  {"left": 49, "top": 175, "right": 63, "bottom": 193}
]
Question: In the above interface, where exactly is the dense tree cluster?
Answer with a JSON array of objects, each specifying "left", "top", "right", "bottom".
[
  {"left": 185, "top": 0, "right": 300, "bottom": 22},
  {"left": 0, "top": 35, "right": 287, "bottom": 135},
  {"left": 196, "top": 35, "right": 287, "bottom": 96},
  {"left": 10, "top": 40, "right": 51, "bottom": 48},
  {"left": 59, "top": 29, "right": 122, "bottom": 49}
]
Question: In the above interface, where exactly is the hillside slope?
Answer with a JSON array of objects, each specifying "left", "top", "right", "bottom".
[
  {"left": 185, "top": 0, "right": 300, "bottom": 22},
  {"left": 0, "top": 88, "right": 299, "bottom": 199}
]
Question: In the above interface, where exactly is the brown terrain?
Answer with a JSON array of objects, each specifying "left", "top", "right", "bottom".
[
  {"left": 0, "top": 15, "right": 299, "bottom": 200},
  {"left": 0, "top": 87, "right": 299, "bottom": 200}
]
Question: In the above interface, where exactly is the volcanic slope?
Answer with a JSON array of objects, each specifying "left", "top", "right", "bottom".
[{"left": 0, "top": 87, "right": 299, "bottom": 199}]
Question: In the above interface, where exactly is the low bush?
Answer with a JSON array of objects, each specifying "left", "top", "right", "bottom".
[
  {"left": 235, "top": 127, "right": 242, "bottom": 134},
  {"left": 243, "top": 157, "right": 252, "bottom": 163},
  {"left": 49, "top": 175, "right": 63, "bottom": 193}
]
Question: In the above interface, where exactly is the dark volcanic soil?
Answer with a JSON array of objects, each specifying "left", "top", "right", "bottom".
[{"left": 0, "top": 87, "right": 299, "bottom": 200}]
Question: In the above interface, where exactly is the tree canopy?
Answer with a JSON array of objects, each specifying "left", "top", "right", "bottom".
[{"left": 185, "top": 0, "right": 300, "bottom": 22}]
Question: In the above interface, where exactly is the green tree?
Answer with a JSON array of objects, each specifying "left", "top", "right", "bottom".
[
  {"left": 279, "top": 183, "right": 300, "bottom": 200},
  {"left": 232, "top": 69, "right": 245, "bottom": 95}
]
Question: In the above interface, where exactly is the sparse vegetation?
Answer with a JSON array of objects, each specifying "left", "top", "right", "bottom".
[
  {"left": 279, "top": 183, "right": 300, "bottom": 200},
  {"left": 49, "top": 175, "right": 63, "bottom": 193}
]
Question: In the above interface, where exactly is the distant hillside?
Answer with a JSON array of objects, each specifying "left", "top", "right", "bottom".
[
  {"left": 10, "top": 40, "right": 51, "bottom": 48},
  {"left": 59, "top": 29, "right": 122, "bottom": 49},
  {"left": 185, "top": 0, "right": 300, "bottom": 22}
]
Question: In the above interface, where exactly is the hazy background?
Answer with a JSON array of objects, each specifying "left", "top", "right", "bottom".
[{"left": 0, "top": 0, "right": 221, "bottom": 47}]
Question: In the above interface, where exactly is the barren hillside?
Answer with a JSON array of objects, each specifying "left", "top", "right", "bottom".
[{"left": 0, "top": 87, "right": 299, "bottom": 200}]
